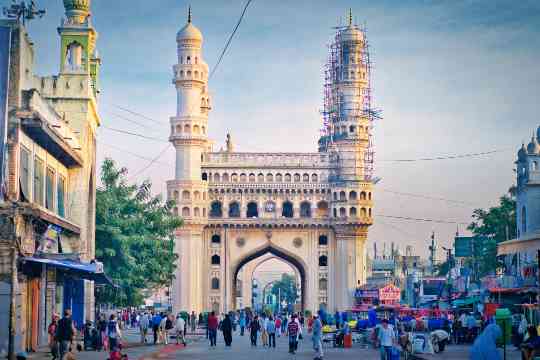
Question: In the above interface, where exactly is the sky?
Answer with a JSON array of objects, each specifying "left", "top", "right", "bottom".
[{"left": 20, "top": 0, "right": 540, "bottom": 258}]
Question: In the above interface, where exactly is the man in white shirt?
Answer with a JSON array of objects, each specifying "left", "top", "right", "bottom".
[
  {"left": 377, "top": 319, "right": 395, "bottom": 360},
  {"left": 175, "top": 314, "right": 186, "bottom": 346},
  {"left": 139, "top": 313, "right": 149, "bottom": 343}
]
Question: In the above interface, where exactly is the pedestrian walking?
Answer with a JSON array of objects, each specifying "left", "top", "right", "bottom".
[
  {"left": 377, "top": 319, "right": 396, "bottom": 360},
  {"left": 239, "top": 311, "right": 246, "bottom": 336},
  {"left": 47, "top": 314, "right": 59, "bottom": 359},
  {"left": 275, "top": 317, "right": 282, "bottom": 337},
  {"left": 160, "top": 314, "right": 169, "bottom": 345},
  {"left": 312, "top": 314, "right": 323, "bottom": 360},
  {"left": 107, "top": 314, "right": 123, "bottom": 351},
  {"left": 208, "top": 311, "right": 219, "bottom": 347},
  {"left": 261, "top": 315, "right": 268, "bottom": 346},
  {"left": 266, "top": 316, "right": 276, "bottom": 348},
  {"left": 221, "top": 313, "right": 233, "bottom": 347},
  {"left": 55, "top": 309, "right": 76, "bottom": 360},
  {"left": 139, "top": 312, "right": 149, "bottom": 343},
  {"left": 287, "top": 314, "right": 300, "bottom": 354},
  {"left": 175, "top": 314, "right": 187, "bottom": 346},
  {"left": 250, "top": 315, "right": 261, "bottom": 346},
  {"left": 190, "top": 311, "right": 197, "bottom": 333},
  {"left": 470, "top": 323, "right": 502, "bottom": 360},
  {"left": 151, "top": 312, "right": 162, "bottom": 344},
  {"left": 97, "top": 314, "right": 107, "bottom": 351}
]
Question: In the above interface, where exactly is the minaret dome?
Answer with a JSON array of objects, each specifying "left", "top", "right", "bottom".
[{"left": 177, "top": 6, "right": 203, "bottom": 43}]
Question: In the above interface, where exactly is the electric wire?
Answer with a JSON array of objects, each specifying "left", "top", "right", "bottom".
[
  {"left": 379, "top": 148, "right": 513, "bottom": 162},
  {"left": 209, "top": 0, "right": 253, "bottom": 79},
  {"left": 101, "top": 126, "right": 168, "bottom": 143},
  {"left": 128, "top": 144, "right": 172, "bottom": 180},
  {"left": 105, "top": 111, "right": 156, "bottom": 131},
  {"left": 106, "top": 103, "right": 165, "bottom": 125},
  {"left": 380, "top": 188, "right": 481, "bottom": 207},
  {"left": 375, "top": 214, "right": 469, "bottom": 225},
  {"left": 98, "top": 141, "right": 172, "bottom": 166}
]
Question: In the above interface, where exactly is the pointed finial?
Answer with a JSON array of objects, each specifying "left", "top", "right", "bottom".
[
  {"left": 348, "top": 8, "right": 353, "bottom": 26},
  {"left": 188, "top": 5, "right": 192, "bottom": 23}
]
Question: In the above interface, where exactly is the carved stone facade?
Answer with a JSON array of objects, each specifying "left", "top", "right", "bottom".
[{"left": 168, "top": 12, "right": 375, "bottom": 313}]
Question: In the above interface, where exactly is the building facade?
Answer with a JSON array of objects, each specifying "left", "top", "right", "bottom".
[
  {"left": 0, "top": 0, "right": 102, "bottom": 354},
  {"left": 498, "top": 127, "right": 540, "bottom": 285},
  {"left": 168, "top": 10, "right": 377, "bottom": 313}
]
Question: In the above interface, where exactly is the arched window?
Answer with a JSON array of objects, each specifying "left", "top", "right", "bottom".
[
  {"left": 339, "top": 191, "right": 346, "bottom": 201},
  {"left": 311, "top": 174, "right": 318, "bottom": 183},
  {"left": 193, "top": 191, "right": 200, "bottom": 200},
  {"left": 266, "top": 173, "right": 274, "bottom": 182},
  {"left": 319, "top": 278, "right": 328, "bottom": 291},
  {"left": 182, "top": 190, "right": 190, "bottom": 200},
  {"left": 349, "top": 191, "right": 357, "bottom": 200},
  {"left": 193, "top": 125, "right": 200, "bottom": 134},
  {"left": 182, "top": 207, "right": 190, "bottom": 217},
  {"left": 221, "top": 173, "right": 229, "bottom": 182},
  {"left": 202, "top": 173, "right": 208, "bottom": 181},
  {"left": 184, "top": 124, "right": 190, "bottom": 133},
  {"left": 318, "top": 235, "right": 328, "bottom": 246},
  {"left": 284, "top": 174, "right": 291, "bottom": 183},
  {"left": 522, "top": 206, "right": 527, "bottom": 234},
  {"left": 349, "top": 125, "right": 356, "bottom": 133},
  {"left": 360, "top": 207, "right": 367, "bottom": 217},
  {"left": 368, "top": 208, "right": 372, "bottom": 217},
  {"left": 533, "top": 161, "right": 538, "bottom": 171},
  {"left": 173, "top": 207, "right": 178, "bottom": 216},
  {"left": 300, "top": 202, "right": 312, "bottom": 218},
  {"left": 303, "top": 174, "right": 310, "bottom": 183},
  {"left": 211, "top": 277, "right": 220, "bottom": 290},
  {"left": 294, "top": 173, "right": 301, "bottom": 182},
  {"left": 246, "top": 202, "right": 258, "bottom": 218},
  {"left": 231, "top": 173, "right": 238, "bottom": 182},
  {"left": 186, "top": 56, "right": 191, "bottom": 64},
  {"left": 319, "top": 255, "right": 328, "bottom": 267},
  {"left": 210, "top": 201, "right": 223, "bottom": 218},
  {"left": 194, "top": 207, "right": 200, "bottom": 217},
  {"left": 173, "top": 190, "right": 179, "bottom": 201},
  {"left": 282, "top": 201, "right": 294, "bottom": 218},
  {"left": 211, "top": 255, "right": 220, "bottom": 265},
  {"left": 214, "top": 173, "right": 221, "bottom": 182},
  {"left": 211, "top": 234, "right": 221, "bottom": 244},
  {"left": 240, "top": 173, "right": 247, "bottom": 182},
  {"left": 316, "top": 201, "right": 329, "bottom": 217},
  {"left": 368, "top": 192, "right": 372, "bottom": 200},
  {"left": 350, "top": 207, "right": 357, "bottom": 217},
  {"left": 195, "top": 57, "right": 198, "bottom": 64},
  {"left": 360, "top": 191, "right": 367, "bottom": 200},
  {"left": 333, "top": 208, "right": 337, "bottom": 218},
  {"left": 339, "top": 207, "right": 346, "bottom": 217},
  {"left": 276, "top": 174, "right": 283, "bottom": 182},
  {"left": 333, "top": 192, "right": 338, "bottom": 201},
  {"left": 257, "top": 173, "right": 264, "bottom": 182},
  {"left": 249, "top": 173, "right": 256, "bottom": 183},
  {"left": 175, "top": 124, "right": 181, "bottom": 133},
  {"left": 228, "top": 202, "right": 240, "bottom": 218}
]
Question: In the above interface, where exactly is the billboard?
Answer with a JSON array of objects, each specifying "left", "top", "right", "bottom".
[
  {"left": 455, "top": 236, "right": 473, "bottom": 257},
  {"left": 0, "top": 26, "right": 11, "bottom": 200}
]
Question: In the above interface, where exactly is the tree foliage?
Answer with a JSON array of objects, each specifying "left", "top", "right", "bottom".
[
  {"left": 95, "top": 159, "right": 182, "bottom": 306},
  {"left": 270, "top": 273, "right": 298, "bottom": 305},
  {"left": 466, "top": 190, "right": 516, "bottom": 277}
]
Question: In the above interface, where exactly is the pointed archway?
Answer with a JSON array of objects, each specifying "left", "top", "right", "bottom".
[{"left": 231, "top": 246, "right": 306, "bottom": 311}]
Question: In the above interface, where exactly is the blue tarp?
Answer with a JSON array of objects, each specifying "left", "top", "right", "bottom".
[{"left": 22, "top": 256, "right": 114, "bottom": 286}]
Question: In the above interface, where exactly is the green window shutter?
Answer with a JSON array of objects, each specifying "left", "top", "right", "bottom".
[{"left": 57, "top": 175, "right": 66, "bottom": 218}]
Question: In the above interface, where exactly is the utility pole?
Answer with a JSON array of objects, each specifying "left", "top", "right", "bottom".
[
  {"left": 8, "top": 206, "right": 19, "bottom": 360},
  {"left": 429, "top": 231, "right": 436, "bottom": 276}
]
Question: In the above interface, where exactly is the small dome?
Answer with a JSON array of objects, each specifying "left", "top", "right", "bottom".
[
  {"left": 340, "top": 25, "right": 364, "bottom": 42},
  {"left": 527, "top": 136, "right": 540, "bottom": 154},
  {"left": 177, "top": 22, "right": 203, "bottom": 42},
  {"left": 518, "top": 143, "right": 527, "bottom": 161}
]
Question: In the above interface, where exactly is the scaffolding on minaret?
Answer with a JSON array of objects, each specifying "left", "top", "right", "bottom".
[{"left": 319, "top": 15, "right": 382, "bottom": 182}]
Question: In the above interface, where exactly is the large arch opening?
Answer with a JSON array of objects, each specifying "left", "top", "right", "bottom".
[{"left": 232, "top": 246, "right": 306, "bottom": 312}]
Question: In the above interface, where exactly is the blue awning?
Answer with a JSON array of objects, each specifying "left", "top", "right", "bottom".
[{"left": 21, "top": 256, "right": 114, "bottom": 286}]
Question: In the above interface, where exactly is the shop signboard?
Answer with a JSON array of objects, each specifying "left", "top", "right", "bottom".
[
  {"left": 379, "top": 284, "right": 400, "bottom": 302},
  {"left": 455, "top": 236, "right": 473, "bottom": 257}
]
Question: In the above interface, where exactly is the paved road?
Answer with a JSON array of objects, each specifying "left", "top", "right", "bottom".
[{"left": 29, "top": 327, "right": 524, "bottom": 360}]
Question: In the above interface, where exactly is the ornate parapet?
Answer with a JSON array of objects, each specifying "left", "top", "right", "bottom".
[{"left": 204, "top": 152, "right": 337, "bottom": 169}]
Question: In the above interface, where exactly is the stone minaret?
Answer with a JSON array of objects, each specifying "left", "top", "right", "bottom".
[
  {"left": 323, "top": 11, "right": 374, "bottom": 309},
  {"left": 168, "top": 8, "right": 210, "bottom": 314}
]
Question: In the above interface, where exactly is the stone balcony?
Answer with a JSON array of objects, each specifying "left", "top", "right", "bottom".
[
  {"left": 203, "top": 152, "right": 336, "bottom": 169},
  {"left": 205, "top": 215, "right": 371, "bottom": 228}
]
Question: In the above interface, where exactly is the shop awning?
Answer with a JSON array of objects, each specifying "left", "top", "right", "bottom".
[{"left": 21, "top": 256, "right": 114, "bottom": 286}]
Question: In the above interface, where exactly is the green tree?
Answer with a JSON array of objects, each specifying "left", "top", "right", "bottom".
[
  {"left": 467, "top": 190, "right": 516, "bottom": 277},
  {"left": 271, "top": 273, "right": 298, "bottom": 305},
  {"left": 95, "top": 159, "right": 182, "bottom": 306}
]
